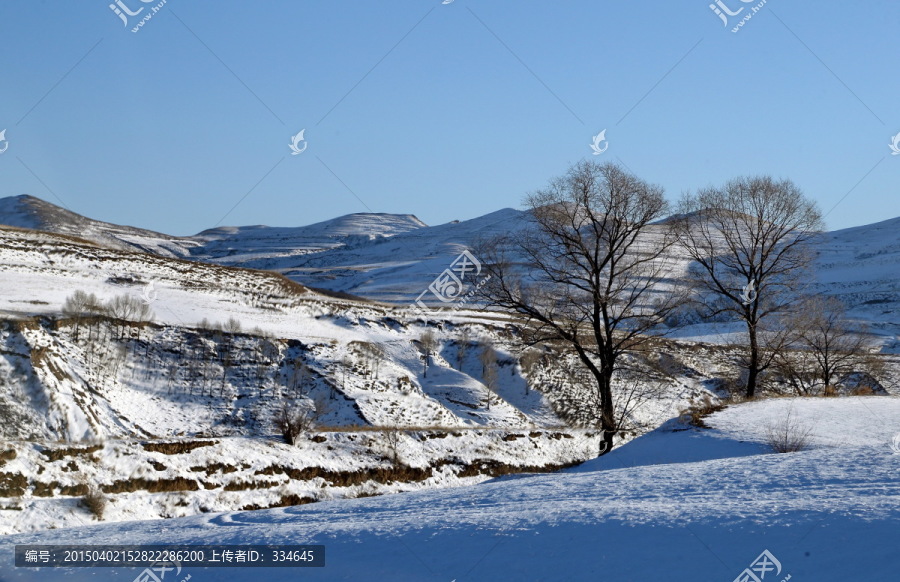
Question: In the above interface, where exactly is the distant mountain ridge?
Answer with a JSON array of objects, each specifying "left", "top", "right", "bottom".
[
  {"left": 0, "top": 195, "right": 200, "bottom": 258},
  {"left": 0, "top": 195, "right": 897, "bottom": 344},
  {"left": 192, "top": 212, "right": 428, "bottom": 269}
]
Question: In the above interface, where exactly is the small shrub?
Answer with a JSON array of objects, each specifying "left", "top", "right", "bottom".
[
  {"left": 81, "top": 485, "right": 107, "bottom": 520},
  {"left": 766, "top": 410, "right": 813, "bottom": 453}
]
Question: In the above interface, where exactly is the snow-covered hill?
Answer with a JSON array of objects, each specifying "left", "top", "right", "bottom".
[
  {"left": 3, "top": 397, "right": 898, "bottom": 581},
  {"left": 812, "top": 216, "right": 900, "bottom": 342},
  {"left": 2, "top": 196, "right": 898, "bottom": 343},
  {"left": 0, "top": 197, "right": 898, "bottom": 579},
  {"left": 0, "top": 221, "right": 803, "bottom": 536},
  {"left": 0, "top": 224, "right": 611, "bottom": 534},
  {"left": 0, "top": 195, "right": 199, "bottom": 258},
  {"left": 192, "top": 212, "right": 427, "bottom": 272}
]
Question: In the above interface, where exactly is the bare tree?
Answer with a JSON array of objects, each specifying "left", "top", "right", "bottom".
[
  {"left": 776, "top": 296, "right": 876, "bottom": 395},
  {"left": 212, "top": 330, "right": 235, "bottom": 395},
  {"left": 478, "top": 341, "right": 496, "bottom": 375},
  {"left": 370, "top": 344, "right": 387, "bottom": 379},
  {"left": 62, "top": 290, "right": 101, "bottom": 342},
  {"left": 481, "top": 349, "right": 499, "bottom": 410},
  {"left": 674, "top": 176, "right": 824, "bottom": 397},
  {"left": 547, "top": 353, "right": 667, "bottom": 444},
  {"left": 417, "top": 330, "right": 438, "bottom": 378},
  {"left": 287, "top": 358, "right": 312, "bottom": 398},
  {"left": 476, "top": 160, "right": 679, "bottom": 453},
  {"left": 261, "top": 340, "right": 281, "bottom": 384},
  {"left": 252, "top": 335, "right": 280, "bottom": 394},
  {"left": 353, "top": 342, "right": 386, "bottom": 379},
  {"left": 382, "top": 430, "right": 403, "bottom": 465},
  {"left": 456, "top": 328, "right": 471, "bottom": 371},
  {"left": 275, "top": 399, "right": 318, "bottom": 446},
  {"left": 338, "top": 353, "right": 354, "bottom": 394},
  {"left": 223, "top": 317, "right": 242, "bottom": 334},
  {"left": 108, "top": 343, "right": 127, "bottom": 380},
  {"left": 518, "top": 348, "right": 542, "bottom": 395},
  {"left": 105, "top": 295, "right": 154, "bottom": 340}
]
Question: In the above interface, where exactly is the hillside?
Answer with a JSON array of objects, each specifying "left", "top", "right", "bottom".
[
  {"left": 192, "top": 213, "right": 427, "bottom": 271},
  {"left": 1, "top": 196, "right": 898, "bottom": 348},
  {"left": 0, "top": 200, "right": 897, "bottom": 579},
  {"left": 0, "top": 224, "right": 607, "bottom": 533},
  {"left": 812, "top": 216, "right": 900, "bottom": 343},
  {"left": 0, "top": 195, "right": 199, "bottom": 258}
]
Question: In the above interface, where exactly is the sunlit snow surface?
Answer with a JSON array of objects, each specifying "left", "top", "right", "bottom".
[{"left": 3, "top": 398, "right": 899, "bottom": 581}]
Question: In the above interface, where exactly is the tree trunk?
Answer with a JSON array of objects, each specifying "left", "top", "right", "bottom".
[
  {"left": 746, "top": 324, "right": 759, "bottom": 398},
  {"left": 598, "top": 368, "right": 615, "bottom": 455}
]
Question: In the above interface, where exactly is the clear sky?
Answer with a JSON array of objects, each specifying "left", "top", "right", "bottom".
[{"left": 1, "top": 1, "right": 898, "bottom": 235}]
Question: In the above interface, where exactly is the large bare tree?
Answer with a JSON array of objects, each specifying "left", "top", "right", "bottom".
[
  {"left": 674, "top": 176, "right": 824, "bottom": 398},
  {"left": 476, "top": 160, "right": 678, "bottom": 453}
]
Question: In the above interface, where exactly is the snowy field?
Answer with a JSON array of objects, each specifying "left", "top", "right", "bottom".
[{"left": 2, "top": 397, "right": 898, "bottom": 581}]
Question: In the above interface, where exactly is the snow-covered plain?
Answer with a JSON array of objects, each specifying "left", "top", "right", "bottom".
[{"left": 2, "top": 397, "right": 898, "bottom": 581}]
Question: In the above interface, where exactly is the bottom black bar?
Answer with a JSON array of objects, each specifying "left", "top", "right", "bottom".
[{"left": 14, "top": 545, "right": 325, "bottom": 568}]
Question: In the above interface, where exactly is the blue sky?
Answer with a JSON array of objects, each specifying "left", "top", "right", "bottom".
[{"left": 1, "top": 0, "right": 897, "bottom": 235}]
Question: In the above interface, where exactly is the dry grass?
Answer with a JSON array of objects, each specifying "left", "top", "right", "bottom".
[
  {"left": 0, "top": 449, "right": 16, "bottom": 469},
  {"left": 39, "top": 444, "right": 102, "bottom": 462},
  {"left": 766, "top": 409, "right": 813, "bottom": 453},
  {"left": 81, "top": 485, "right": 107, "bottom": 520},
  {"left": 679, "top": 395, "right": 726, "bottom": 429},
  {"left": 240, "top": 494, "right": 317, "bottom": 511},
  {"left": 101, "top": 477, "right": 201, "bottom": 494},
  {"left": 0, "top": 472, "right": 27, "bottom": 497},
  {"left": 141, "top": 440, "right": 217, "bottom": 455},
  {"left": 189, "top": 462, "right": 238, "bottom": 475}
]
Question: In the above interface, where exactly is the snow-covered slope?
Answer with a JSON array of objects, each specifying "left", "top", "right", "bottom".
[
  {"left": 3, "top": 397, "right": 898, "bottom": 581},
  {"left": 0, "top": 195, "right": 199, "bottom": 258},
  {"left": 2, "top": 221, "right": 819, "bottom": 536},
  {"left": 0, "top": 224, "right": 618, "bottom": 534},
  {"left": 812, "top": 216, "right": 900, "bottom": 342},
  {"left": 0, "top": 225, "right": 570, "bottom": 439},
  {"left": 274, "top": 209, "right": 530, "bottom": 300},
  {"left": 3, "top": 195, "right": 898, "bottom": 342},
  {"left": 192, "top": 213, "right": 427, "bottom": 271}
]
